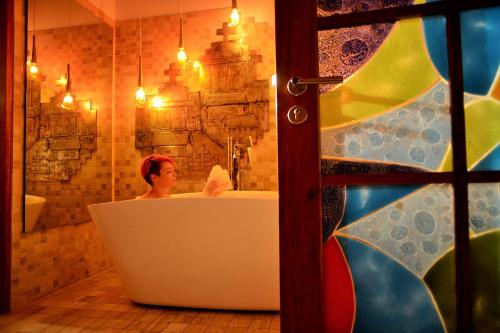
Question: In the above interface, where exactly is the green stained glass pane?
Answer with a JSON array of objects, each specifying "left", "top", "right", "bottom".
[{"left": 468, "top": 183, "right": 500, "bottom": 332}]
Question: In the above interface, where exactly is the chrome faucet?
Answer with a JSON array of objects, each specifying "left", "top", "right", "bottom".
[{"left": 227, "top": 136, "right": 253, "bottom": 190}]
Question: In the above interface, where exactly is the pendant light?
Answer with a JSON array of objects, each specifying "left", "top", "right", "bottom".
[
  {"left": 229, "top": 0, "right": 240, "bottom": 26},
  {"left": 27, "top": 0, "right": 40, "bottom": 79},
  {"left": 61, "top": 0, "right": 74, "bottom": 110},
  {"left": 135, "top": 17, "right": 146, "bottom": 107},
  {"left": 177, "top": 0, "right": 187, "bottom": 64},
  {"left": 62, "top": 63, "right": 74, "bottom": 108}
]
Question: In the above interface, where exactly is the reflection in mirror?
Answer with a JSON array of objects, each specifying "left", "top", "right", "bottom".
[{"left": 24, "top": 0, "right": 112, "bottom": 232}]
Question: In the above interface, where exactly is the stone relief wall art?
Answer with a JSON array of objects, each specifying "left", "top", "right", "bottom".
[
  {"left": 26, "top": 78, "right": 97, "bottom": 182},
  {"left": 135, "top": 22, "right": 270, "bottom": 177}
]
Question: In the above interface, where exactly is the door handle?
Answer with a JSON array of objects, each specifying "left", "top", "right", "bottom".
[{"left": 287, "top": 76, "right": 343, "bottom": 96}]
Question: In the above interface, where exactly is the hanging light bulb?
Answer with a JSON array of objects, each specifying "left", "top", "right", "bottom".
[
  {"left": 134, "top": 65, "right": 146, "bottom": 108},
  {"left": 28, "top": 35, "right": 39, "bottom": 79},
  {"left": 61, "top": 63, "right": 74, "bottom": 109},
  {"left": 177, "top": 15, "right": 187, "bottom": 64},
  {"left": 135, "top": 17, "right": 146, "bottom": 107},
  {"left": 229, "top": 0, "right": 240, "bottom": 26},
  {"left": 28, "top": 0, "right": 40, "bottom": 79}
]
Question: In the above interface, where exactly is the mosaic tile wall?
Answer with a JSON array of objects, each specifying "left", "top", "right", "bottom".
[
  {"left": 114, "top": 9, "right": 277, "bottom": 200},
  {"left": 25, "top": 22, "right": 113, "bottom": 229},
  {"left": 11, "top": 0, "right": 112, "bottom": 309}
]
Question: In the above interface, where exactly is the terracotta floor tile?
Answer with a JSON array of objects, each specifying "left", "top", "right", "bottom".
[
  {"left": 183, "top": 324, "right": 209, "bottom": 333},
  {"left": 173, "top": 313, "right": 197, "bottom": 324},
  {"left": 269, "top": 317, "right": 280, "bottom": 330},
  {"left": 0, "top": 320, "right": 50, "bottom": 333},
  {"left": 143, "top": 318, "right": 172, "bottom": 333},
  {"left": 162, "top": 322, "right": 189, "bottom": 332},
  {"left": 224, "top": 327, "right": 247, "bottom": 333},
  {"left": 191, "top": 315, "right": 214, "bottom": 325},
  {"left": 126, "top": 320, "right": 154, "bottom": 331},
  {"left": 228, "top": 314, "right": 252, "bottom": 328},
  {"left": 2, "top": 269, "right": 279, "bottom": 333},
  {"left": 203, "top": 326, "right": 226, "bottom": 333},
  {"left": 211, "top": 313, "right": 234, "bottom": 326},
  {"left": 249, "top": 316, "right": 272, "bottom": 329}
]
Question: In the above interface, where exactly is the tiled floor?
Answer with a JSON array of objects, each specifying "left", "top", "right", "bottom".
[{"left": 0, "top": 269, "right": 280, "bottom": 333}]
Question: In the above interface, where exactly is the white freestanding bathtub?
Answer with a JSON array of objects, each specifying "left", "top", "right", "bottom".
[{"left": 87, "top": 191, "right": 279, "bottom": 310}]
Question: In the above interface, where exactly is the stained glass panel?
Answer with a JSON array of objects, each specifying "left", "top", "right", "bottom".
[
  {"left": 316, "top": 0, "right": 430, "bottom": 17},
  {"left": 319, "top": 17, "right": 452, "bottom": 173},
  {"left": 322, "top": 184, "right": 455, "bottom": 332}
]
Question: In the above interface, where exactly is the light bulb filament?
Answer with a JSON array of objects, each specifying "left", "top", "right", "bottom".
[
  {"left": 61, "top": 92, "right": 74, "bottom": 109},
  {"left": 230, "top": 8, "right": 240, "bottom": 26},
  {"left": 135, "top": 86, "right": 146, "bottom": 107},
  {"left": 177, "top": 47, "right": 187, "bottom": 63}
]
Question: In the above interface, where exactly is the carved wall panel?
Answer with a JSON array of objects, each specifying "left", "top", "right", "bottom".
[
  {"left": 135, "top": 22, "right": 270, "bottom": 178},
  {"left": 25, "top": 78, "right": 97, "bottom": 182}
]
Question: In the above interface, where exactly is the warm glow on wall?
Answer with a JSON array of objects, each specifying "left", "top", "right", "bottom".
[
  {"left": 151, "top": 96, "right": 166, "bottom": 108},
  {"left": 83, "top": 100, "right": 96, "bottom": 113},
  {"left": 271, "top": 74, "right": 277, "bottom": 87},
  {"left": 238, "top": 34, "right": 248, "bottom": 51},
  {"left": 56, "top": 74, "right": 68, "bottom": 86}
]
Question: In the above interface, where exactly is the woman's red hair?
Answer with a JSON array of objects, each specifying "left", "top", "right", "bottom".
[{"left": 140, "top": 154, "right": 175, "bottom": 186}]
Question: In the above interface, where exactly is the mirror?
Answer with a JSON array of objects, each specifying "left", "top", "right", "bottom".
[{"left": 24, "top": 0, "right": 113, "bottom": 232}]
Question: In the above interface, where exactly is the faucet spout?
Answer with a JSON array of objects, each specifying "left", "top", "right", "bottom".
[
  {"left": 232, "top": 150, "right": 239, "bottom": 190},
  {"left": 227, "top": 137, "right": 252, "bottom": 191}
]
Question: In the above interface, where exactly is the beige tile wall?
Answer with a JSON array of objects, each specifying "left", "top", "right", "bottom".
[
  {"left": 11, "top": 0, "right": 112, "bottom": 309},
  {"left": 25, "top": 23, "right": 114, "bottom": 229},
  {"left": 114, "top": 10, "right": 277, "bottom": 200}
]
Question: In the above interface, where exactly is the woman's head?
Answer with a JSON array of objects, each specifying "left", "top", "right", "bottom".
[{"left": 140, "top": 154, "right": 176, "bottom": 187}]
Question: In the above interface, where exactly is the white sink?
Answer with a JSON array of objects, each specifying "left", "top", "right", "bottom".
[{"left": 25, "top": 194, "right": 46, "bottom": 232}]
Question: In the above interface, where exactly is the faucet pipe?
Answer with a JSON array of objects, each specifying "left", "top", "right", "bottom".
[{"left": 227, "top": 137, "right": 233, "bottom": 184}]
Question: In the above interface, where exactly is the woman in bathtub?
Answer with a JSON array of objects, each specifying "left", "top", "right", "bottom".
[
  {"left": 137, "top": 154, "right": 177, "bottom": 199},
  {"left": 138, "top": 154, "right": 231, "bottom": 199}
]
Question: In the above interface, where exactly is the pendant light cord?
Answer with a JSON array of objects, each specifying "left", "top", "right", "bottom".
[
  {"left": 31, "top": 0, "right": 37, "bottom": 62},
  {"left": 67, "top": 0, "right": 71, "bottom": 91},
  {"left": 67, "top": 0, "right": 71, "bottom": 65},
  {"left": 138, "top": 16, "right": 143, "bottom": 86},
  {"left": 33, "top": 0, "right": 36, "bottom": 35}
]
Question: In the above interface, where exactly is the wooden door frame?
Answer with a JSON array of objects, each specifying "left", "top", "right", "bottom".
[
  {"left": 275, "top": 0, "right": 323, "bottom": 332},
  {"left": 0, "top": 0, "right": 14, "bottom": 314}
]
